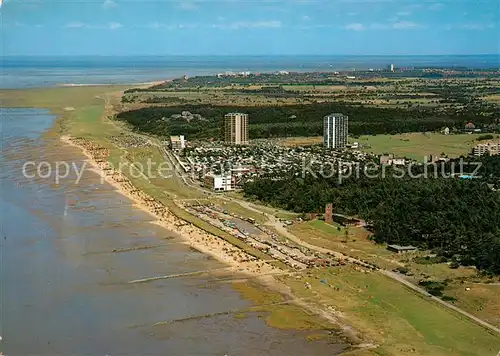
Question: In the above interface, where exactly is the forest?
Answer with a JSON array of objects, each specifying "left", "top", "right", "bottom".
[
  {"left": 242, "top": 158, "right": 500, "bottom": 274},
  {"left": 115, "top": 102, "right": 489, "bottom": 140}
]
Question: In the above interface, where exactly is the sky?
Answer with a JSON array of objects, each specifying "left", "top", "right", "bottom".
[{"left": 1, "top": 0, "right": 499, "bottom": 56}]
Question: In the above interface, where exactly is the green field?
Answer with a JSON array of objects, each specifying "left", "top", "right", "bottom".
[
  {"left": 355, "top": 132, "right": 491, "bottom": 161},
  {"left": 0, "top": 86, "right": 129, "bottom": 139},
  {"left": 280, "top": 267, "right": 500, "bottom": 356}
]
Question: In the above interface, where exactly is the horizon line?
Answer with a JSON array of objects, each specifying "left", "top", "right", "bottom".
[{"left": 3, "top": 53, "right": 500, "bottom": 57}]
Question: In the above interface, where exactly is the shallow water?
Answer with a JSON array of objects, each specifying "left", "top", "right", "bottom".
[
  {"left": 0, "top": 108, "right": 347, "bottom": 355},
  {"left": 2, "top": 55, "right": 499, "bottom": 88}
]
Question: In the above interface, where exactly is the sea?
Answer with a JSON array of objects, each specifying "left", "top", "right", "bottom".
[
  {"left": 0, "top": 55, "right": 498, "bottom": 355},
  {"left": 1, "top": 54, "right": 499, "bottom": 89}
]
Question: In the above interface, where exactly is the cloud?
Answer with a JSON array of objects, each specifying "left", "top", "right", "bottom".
[
  {"left": 108, "top": 22, "right": 122, "bottom": 30},
  {"left": 147, "top": 22, "right": 165, "bottom": 30},
  {"left": 302, "top": 15, "right": 311, "bottom": 21},
  {"left": 64, "top": 21, "right": 86, "bottom": 28},
  {"left": 102, "top": 0, "right": 117, "bottom": 9},
  {"left": 345, "top": 23, "right": 365, "bottom": 31},
  {"left": 397, "top": 11, "right": 411, "bottom": 16},
  {"left": 453, "top": 23, "right": 496, "bottom": 30},
  {"left": 299, "top": 24, "right": 335, "bottom": 30},
  {"left": 214, "top": 20, "right": 282, "bottom": 30},
  {"left": 177, "top": 2, "right": 199, "bottom": 11},
  {"left": 344, "top": 21, "right": 424, "bottom": 31},
  {"left": 146, "top": 22, "right": 198, "bottom": 30},
  {"left": 428, "top": 3, "right": 444, "bottom": 11},
  {"left": 17, "top": 0, "right": 42, "bottom": 10},
  {"left": 63, "top": 22, "right": 123, "bottom": 30},
  {"left": 392, "top": 21, "right": 423, "bottom": 29}
]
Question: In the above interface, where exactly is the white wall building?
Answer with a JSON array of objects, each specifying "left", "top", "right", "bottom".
[
  {"left": 473, "top": 142, "right": 500, "bottom": 157},
  {"left": 204, "top": 174, "right": 233, "bottom": 192},
  {"left": 323, "top": 113, "right": 349, "bottom": 149},
  {"left": 170, "top": 135, "right": 186, "bottom": 150}
]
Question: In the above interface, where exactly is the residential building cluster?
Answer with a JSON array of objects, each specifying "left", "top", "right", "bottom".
[
  {"left": 176, "top": 142, "right": 371, "bottom": 191},
  {"left": 168, "top": 111, "right": 207, "bottom": 122},
  {"left": 168, "top": 111, "right": 358, "bottom": 191},
  {"left": 473, "top": 142, "right": 500, "bottom": 157}
]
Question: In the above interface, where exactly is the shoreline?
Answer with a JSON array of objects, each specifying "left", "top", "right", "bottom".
[
  {"left": 60, "top": 135, "right": 282, "bottom": 278},
  {"left": 60, "top": 134, "right": 366, "bottom": 346},
  {"left": 57, "top": 80, "right": 165, "bottom": 88}
]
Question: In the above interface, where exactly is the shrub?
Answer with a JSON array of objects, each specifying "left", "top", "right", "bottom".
[
  {"left": 418, "top": 280, "right": 447, "bottom": 297},
  {"left": 478, "top": 134, "right": 494, "bottom": 141}
]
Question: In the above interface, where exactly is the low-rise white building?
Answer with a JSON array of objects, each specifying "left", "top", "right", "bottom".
[
  {"left": 473, "top": 142, "right": 500, "bottom": 157},
  {"left": 170, "top": 135, "right": 186, "bottom": 150},
  {"left": 379, "top": 154, "right": 406, "bottom": 166},
  {"left": 204, "top": 174, "right": 233, "bottom": 192},
  {"left": 392, "top": 158, "right": 406, "bottom": 166}
]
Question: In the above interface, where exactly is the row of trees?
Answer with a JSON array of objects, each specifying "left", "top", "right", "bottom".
[
  {"left": 116, "top": 102, "right": 491, "bottom": 140},
  {"left": 243, "top": 159, "right": 500, "bottom": 274}
]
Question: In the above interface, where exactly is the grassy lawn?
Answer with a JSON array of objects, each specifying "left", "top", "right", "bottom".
[
  {"left": 282, "top": 85, "right": 348, "bottom": 92},
  {"left": 276, "top": 136, "right": 323, "bottom": 147},
  {"left": 213, "top": 199, "right": 269, "bottom": 224},
  {"left": 291, "top": 219, "right": 500, "bottom": 333},
  {"left": 483, "top": 94, "right": 500, "bottom": 104},
  {"left": 227, "top": 192, "right": 299, "bottom": 220},
  {"left": 355, "top": 132, "right": 487, "bottom": 161},
  {"left": 445, "top": 282, "right": 500, "bottom": 328},
  {"left": 290, "top": 220, "right": 402, "bottom": 270},
  {"left": 0, "top": 86, "right": 128, "bottom": 140},
  {"left": 125, "top": 146, "right": 202, "bottom": 199},
  {"left": 279, "top": 267, "right": 500, "bottom": 356}
]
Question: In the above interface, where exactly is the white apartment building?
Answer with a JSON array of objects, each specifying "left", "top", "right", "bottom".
[
  {"left": 204, "top": 174, "right": 233, "bottom": 192},
  {"left": 323, "top": 113, "right": 348, "bottom": 149}
]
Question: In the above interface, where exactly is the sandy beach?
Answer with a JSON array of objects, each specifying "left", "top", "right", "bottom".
[
  {"left": 60, "top": 135, "right": 282, "bottom": 279},
  {"left": 58, "top": 81, "right": 166, "bottom": 88}
]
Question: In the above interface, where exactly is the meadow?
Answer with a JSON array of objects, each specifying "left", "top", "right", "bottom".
[
  {"left": 279, "top": 266, "right": 500, "bottom": 356},
  {"left": 355, "top": 132, "right": 490, "bottom": 161}
]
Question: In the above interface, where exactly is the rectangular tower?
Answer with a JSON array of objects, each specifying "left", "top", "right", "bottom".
[
  {"left": 225, "top": 113, "right": 249, "bottom": 145},
  {"left": 325, "top": 203, "right": 333, "bottom": 224},
  {"left": 323, "top": 113, "right": 348, "bottom": 149}
]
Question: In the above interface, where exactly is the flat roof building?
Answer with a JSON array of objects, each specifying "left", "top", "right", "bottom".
[
  {"left": 324, "top": 113, "right": 348, "bottom": 149},
  {"left": 473, "top": 142, "right": 500, "bottom": 157},
  {"left": 387, "top": 245, "right": 417, "bottom": 254},
  {"left": 225, "top": 113, "right": 249, "bottom": 145},
  {"left": 204, "top": 174, "right": 233, "bottom": 192},
  {"left": 170, "top": 135, "right": 186, "bottom": 150}
]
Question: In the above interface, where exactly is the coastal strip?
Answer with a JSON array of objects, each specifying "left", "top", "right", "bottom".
[
  {"left": 60, "top": 135, "right": 282, "bottom": 277},
  {"left": 60, "top": 134, "right": 368, "bottom": 346}
]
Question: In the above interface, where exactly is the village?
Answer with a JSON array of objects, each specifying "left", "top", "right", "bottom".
[{"left": 173, "top": 141, "right": 372, "bottom": 190}]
